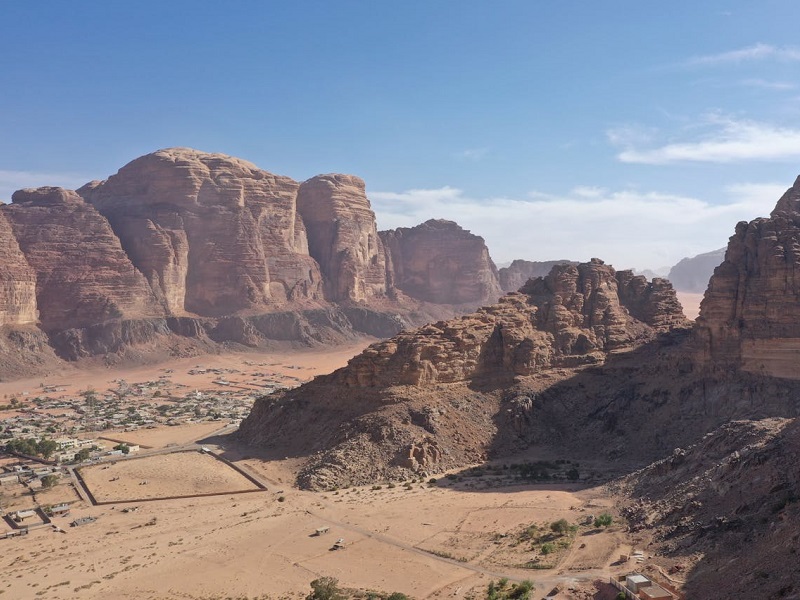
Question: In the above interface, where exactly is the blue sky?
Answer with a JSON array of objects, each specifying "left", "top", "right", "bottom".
[{"left": 2, "top": 1, "right": 800, "bottom": 270}]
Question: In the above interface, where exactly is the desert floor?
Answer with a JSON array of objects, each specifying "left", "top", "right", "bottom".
[
  {"left": 1, "top": 344, "right": 646, "bottom": 599},
  {"left": 675, "top": 291, "right": 703, "bottom": 320}
]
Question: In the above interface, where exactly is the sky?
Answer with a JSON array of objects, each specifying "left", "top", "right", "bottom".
[{"left": 2, "top": 1, "right": 800, "bottom": 271}]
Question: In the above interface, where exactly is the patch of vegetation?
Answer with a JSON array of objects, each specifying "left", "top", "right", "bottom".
[
  {"left": 593, "top": 513, "right": 613, "bottom": 528},
  {"left": 485, "top": 579, "right": 534, "bottom": 600},
  {"left": 4, "top": 437, "right": 58, "bottom": 459}
]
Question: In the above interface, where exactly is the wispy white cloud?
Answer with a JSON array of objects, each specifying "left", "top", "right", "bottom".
[
  {"left": 0, "top": 170, "right": 90, "bottom": 203},
  {"left": 687, "top": 43, "right": 800, "bottom": 66},
  {"left": 371, "top": 182, "right": 784, "bottom": 270},
  {"left": 610, "top": 116, "right": 800, "bottom": 164}
]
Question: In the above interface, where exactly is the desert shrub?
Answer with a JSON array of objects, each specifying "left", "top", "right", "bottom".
[
  {"left": 41, "top": 474, "right": 59, "bottom": 489},
  {"left": 307, "top": 577, "right": 345, "bottom": 600},
  {"left": 550, "top": 519, "right": 570, "bottom": 535},
  {"left": 540, "top": 542, "right": 555, "bottom": 555},
  {"left": 594, "top": 513, "right": 613, "bottom": 528}
]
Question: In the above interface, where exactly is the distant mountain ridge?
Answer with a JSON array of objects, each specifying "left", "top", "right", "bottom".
[{"left": 667, "top": 247, "right": 725, "bottom": 293}]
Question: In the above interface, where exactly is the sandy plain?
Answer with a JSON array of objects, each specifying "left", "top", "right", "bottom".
[
  {"left": 1, "top": 344, "right": 646, "bottom": 599},
  {"left": 675, "top": 291, "right": 703, "bottom": 321},
  {"left": 79, "top": 451, "right": 262, "bottom": 503}
]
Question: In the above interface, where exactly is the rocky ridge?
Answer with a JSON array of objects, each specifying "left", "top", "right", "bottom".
[
  {"left": 666, "top": 247, "right": 725, "bottom": 293},
  {"left": 0, "top": 148, "right": 502, "bottom": 372},
  {"left": 238, "top": 259, "right": 690, "bottom": 488}
]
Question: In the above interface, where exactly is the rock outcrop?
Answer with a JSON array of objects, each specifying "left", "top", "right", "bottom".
[
  {"left": 379, "top": 219, "right": 502, "bottom": 305},
  {"left": 667, "top": 248, "right": 725, "bottom": 293},
  {"left": 79, "top": 148, "right": 324, "bottom": 316},
  {"left": 498, "top": 259, "right": 577, "bottom": 293},
  {"left": 239, "top": 259, "right": 690, "bottom": 487},
  {"left": 695, "top": 177, "right": 800, "bottom": 377},
  {"left": 0, "top": 211, "right": 37, "bottom": 326},
  {"left": 296, "top": 174, "right": 388, "bottom": 303},
  {"left": 3, "top": 187, "right": 163, "bottom": 330}
]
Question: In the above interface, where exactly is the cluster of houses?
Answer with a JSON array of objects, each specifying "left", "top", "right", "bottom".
[
  {"left": 0, "top": 461, "right": 61, "bottom": 487},
  {"left": 0, "top": 370, "right": 277, "bottom": 448}
]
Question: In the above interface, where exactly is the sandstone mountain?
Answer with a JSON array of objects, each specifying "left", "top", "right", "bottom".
[
  {"left": 695, "top": 176, "right": 800, "bottom": 379},
  {"left": 380, "top": 219, "right": 502, "bottom": 305},
  {"left": 0, "top": 148, "right": 502, "bottom": 374},
  {"left": 666, "top": 247, "right": 725, "bottom": 293}
]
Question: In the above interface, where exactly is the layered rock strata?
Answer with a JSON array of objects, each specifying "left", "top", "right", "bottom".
[
  {"left": 79, "top": 148, "right": 324, "bottom": 316},
  {"left": 0, "top": 147, "right": 504, "bottom": 366},
  {"left": 695, "top": 176, "right": 800, "bottom": 378},
  {"left": 3, "top": 187, "right": 163, "bottom": 330},
  {"left": 379, "top": 219, "right": 502, "bottom": 305},
  {"left": 296, "top": 174, "right": 388, "bottom": 302},
  {"left": 0, "top": 211, "right": 37, "bottom": 326}
]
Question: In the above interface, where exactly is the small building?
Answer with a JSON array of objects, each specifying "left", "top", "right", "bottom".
[
  {"left": 50, "top": 504, "right": 71, "bottom": 517},
  {"left": 13, "top": 510, "right": 37, "bottom": 522},
  {"left": 626, "top": 574, "right": 651, "bottom": 593},
  {"left": 55, "top": 438, "right": 79, "bottom": 450},
  {"left": 70, "top": 516, "right": 96, "bottom": 527},
  {"left": 314, "top": 526, "right": 330, "bottom": 536}
]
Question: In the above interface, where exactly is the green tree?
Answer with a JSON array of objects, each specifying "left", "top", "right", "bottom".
[
  {"left": 37, "top": 439, "right": 58, "bottom": 460},
  {"left": 41, "top": 474, "right": 59, "bottom": 489},
  {"left": 114, "top": 443, "right": 130, "bottom": 455},
  {"left": 307, "top": 577, "right": 345, "bottom": 600},
  {"left": 508, "top": 580, "right": 534, "bottom": 600},
  {"left": 386, "top": 594, "right": 410, "bottom": 600},
  {"left": 594, "top": 513, "right": 613, "bottom": 528},
  {"left": 74, "top": 448, "right": 91, "bottom": 462}
]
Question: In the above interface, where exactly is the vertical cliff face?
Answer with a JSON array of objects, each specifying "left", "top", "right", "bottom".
[
  {"left": 4, "top": 187, "right": 163, "bottom": 330},
  {"left": 0, "top": 211, "right": 38, "bottom": 326},
  {"left": 296, "top": 174, "right": 388, "bottom": 303},
  {"left": 380, "top": 219, "right": 502, "bottom": 305},
  {"left": 79, "top": 148, "right": 324, "bottom": 317},
  {"left": 696, "top": 177, "right": 800, "bottom": 377},
  {"left": 0, "top": 147, "right": 511, "bottom": 366}
]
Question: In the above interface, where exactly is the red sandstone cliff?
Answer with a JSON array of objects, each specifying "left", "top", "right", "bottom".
[
  {"left": 79, "top": 148, "right": 324, "bottom": 316},
  {"left": 0, "top": 210, "right": 37, "bottom": 326},
  {"left": 238, "top": 259, "right": 689, "bottom": 487},
  {"left": 0, "top": 148, "right": 503, "bottom": 368},
  {"left": 296, "top": 174, "right": 388, "bottom": 303},
  {"left": 695, "top": 176, "right": 800, "bottom": 378},
  {"left": 3, "top": 187, "right": 163, "bottom": 330},
  {"left": 379, "top": 219, "right": 502, "bottom": 306}
]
